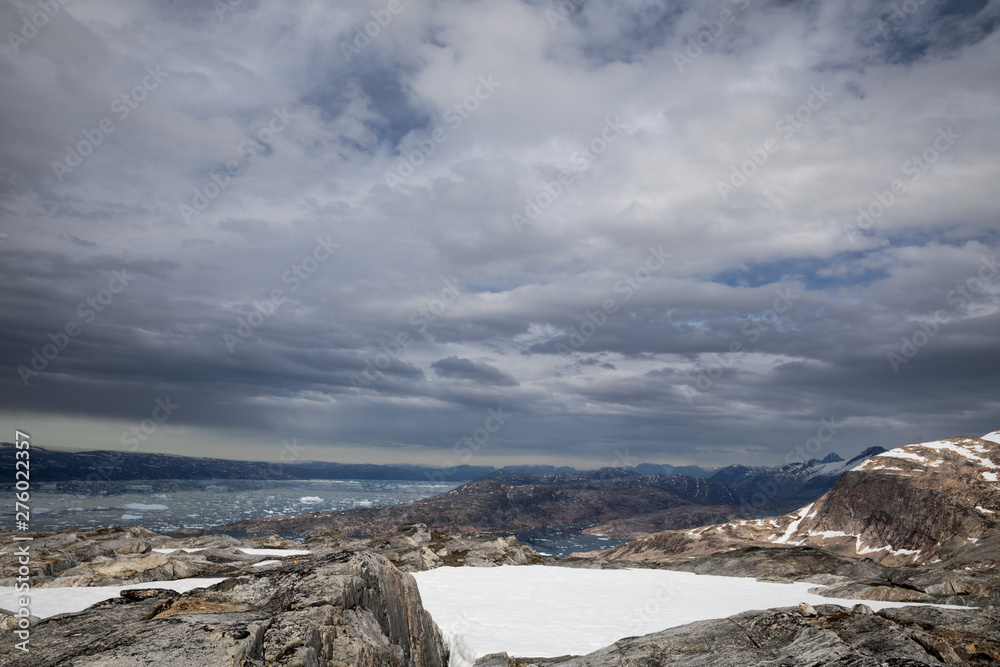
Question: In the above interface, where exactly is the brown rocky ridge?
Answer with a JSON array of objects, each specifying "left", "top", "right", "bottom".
[
  {"left": 220, "top": 468, "right": 757, "bottom": 538},
  {"left": 583, "top": 430, "right": 1000, "bottom": 571}
]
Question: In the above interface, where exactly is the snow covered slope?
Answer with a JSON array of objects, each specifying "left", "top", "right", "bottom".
[
  {"left": 707, "top": 446, "right": 887, "bottom": 515},
  {"left": 604, "top": 431, "right": 1000, "bottom": 568}
]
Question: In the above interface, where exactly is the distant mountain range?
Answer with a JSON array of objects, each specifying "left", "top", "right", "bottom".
[
  {"left": 0, "top": 442, "right": 494, "bottom": 482},
  {"left": 707, "top": 447, "right": 888, "bottom": 515},
  {"left": 220, "top": 446, "right": 891, "bottom": 538},
  {"left": 601, "top": 430, "right": 1000, "bottom": 570},
  {"left": 2, "top": 441, "right": 893, "bottom": 539},
  {"left": 0, "top": 441, "right": 879, "bottom": 488}
]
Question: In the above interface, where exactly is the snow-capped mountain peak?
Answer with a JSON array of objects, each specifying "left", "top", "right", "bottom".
[
  {"left": 981, "top": 430, "right": 1000, "bottom": 445},
  {"left": 606, "top": 430, "right": 1000, "bottom": 569}
]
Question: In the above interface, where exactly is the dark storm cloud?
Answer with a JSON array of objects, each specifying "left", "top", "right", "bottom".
[
  {"left": 431, "top": 356, "right": 519, "bottom": 386},
  {"left": 0, "top": 0, "right": 997, "bottom": 466}
]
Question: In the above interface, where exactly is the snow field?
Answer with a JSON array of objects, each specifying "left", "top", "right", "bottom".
[
  {"left": 0, "top": 578, "right": 227, "bottom": 619},
  {"left": 412, "top": 565, "right": 966, "bottom": 666}
]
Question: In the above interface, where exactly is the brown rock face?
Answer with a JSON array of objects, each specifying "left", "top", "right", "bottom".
[
  {"left": 582, "top": 505, "right": 746, "bottom": 540},
  {"left": 597, "top": 432, "right": 1000, "bottom": 570}
]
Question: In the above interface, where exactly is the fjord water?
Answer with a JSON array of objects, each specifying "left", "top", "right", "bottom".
[{"left": 7, "top": 478, "right": 461, "bottom": 533}]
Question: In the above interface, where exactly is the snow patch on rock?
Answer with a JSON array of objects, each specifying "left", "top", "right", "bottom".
[{"left": 773, "top": 503, "right": 812, "bottom": 545}]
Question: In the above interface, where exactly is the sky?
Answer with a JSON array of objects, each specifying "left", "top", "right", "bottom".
[{"left": 0, "top": 0, "right": 998, "bottom": 470}]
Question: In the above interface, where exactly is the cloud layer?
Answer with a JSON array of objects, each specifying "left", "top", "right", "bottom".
[{"left": 1, "top": 0, "right": 998, "bottom": 467}]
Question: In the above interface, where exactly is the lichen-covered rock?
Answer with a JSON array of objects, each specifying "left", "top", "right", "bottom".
[
  {"left": 346, "top": 524, "right": 547, "bottom": 572},
  {"left": 545, "top": 604, "right": 1000, "bottom": 666},
  {"left": 0, "top": 551, "right": 448, "bottom": 667},
  {"left": 48, "top": 550, "right": 204, "bottom": 587}
]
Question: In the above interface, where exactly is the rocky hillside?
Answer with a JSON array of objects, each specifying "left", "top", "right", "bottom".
[
  {"left": 223, "top": 452, "right": 891, "bottom": 540},
  {"left": 580, "top": 505, "right": 746, "bottom": 541},
  {"left": 711, "top": 446, "right": 887, "bottom": 515},
  {"left": 222, "top": 468, "right": 749, "bottom": 537},
  {"left": 597, "top": 431, "right": 1000, "bottom": 569},
  {"left": 491, "top": 604, "right": 1000, "bottom": 666},
  {"left": 0, "top": 549, "right": 448, "bottom": 666}
]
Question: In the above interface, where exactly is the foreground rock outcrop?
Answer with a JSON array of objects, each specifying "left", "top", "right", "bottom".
[
  {"left": 339, "top": 523, "right": 549, "bottom": 571},
  {"left": 0, "top": 551, "right": 448, "bottom": 666},
  {"left": 0, "top": 526, "right": 307, "bottom": 587},
  {"left": 0, "top": 523, "right": 545, "bottom": 589},
  {"left": 488, "top": 604, "right": 1000, "bottom": 666}
]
